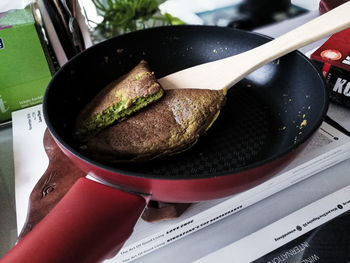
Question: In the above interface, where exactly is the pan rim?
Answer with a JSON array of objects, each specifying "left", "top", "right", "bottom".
[{"left": 43, "top": 25, "right": 329, "bottom": 180}]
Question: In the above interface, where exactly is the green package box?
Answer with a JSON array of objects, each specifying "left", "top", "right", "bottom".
[{"left": 0, "top": 7, "right": 52, "bottom": 123}]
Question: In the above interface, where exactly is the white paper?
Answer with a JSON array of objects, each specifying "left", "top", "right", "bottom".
[
  {"left": 12, "top": 104, "right": 48, "bottom": 232},
  {"left": 195, "top": 184, "right": 350, "bottom": 263}
]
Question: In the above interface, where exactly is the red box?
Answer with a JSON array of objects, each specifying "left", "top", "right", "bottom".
[{"left": 311, "top": 28, "right": 350, "bottom": 107}]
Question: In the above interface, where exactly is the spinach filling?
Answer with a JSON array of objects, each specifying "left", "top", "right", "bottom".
[{"left": 75, "top": 88, "right": 164, "bottom": 141}]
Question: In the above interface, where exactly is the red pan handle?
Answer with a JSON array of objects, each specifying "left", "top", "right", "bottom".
[{"left": 0, "top": 177, "right": 148, "bottom": 263}]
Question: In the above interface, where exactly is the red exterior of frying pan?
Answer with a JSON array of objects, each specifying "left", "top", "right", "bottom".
[{"left": 58, "top": 137, "right": 302, "bottom": 202}]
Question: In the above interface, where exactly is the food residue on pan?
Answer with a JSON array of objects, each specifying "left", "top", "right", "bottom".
[
  {"left": 278, "top": 94, "right": 311, "bottom": 143},
  {"left": 212, "top": 47, "right": 229, "bottom": 54},
  {"left": 292, "top": 117, "right": 308, "bottom": 144},
  {"left": 116, "top": 48, "right": 124, "bottom": 54},
  {"left": 300, "top": 119, "right": 307, "bottom": 128}
]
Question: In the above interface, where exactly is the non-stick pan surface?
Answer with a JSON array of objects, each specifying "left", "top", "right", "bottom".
[{"left": 44, "top": 25, "right": 327, "bottom": 180}]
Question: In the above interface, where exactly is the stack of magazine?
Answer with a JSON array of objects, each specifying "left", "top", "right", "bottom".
[{"left": 12, "top": 104, "right": 350, "bottom": 262}]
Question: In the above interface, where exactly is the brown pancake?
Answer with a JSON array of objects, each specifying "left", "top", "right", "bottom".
[
  {"left": 83, "top": 89, "right": 226, "bottom": 162},
  {"left": 74, "top": 60, "right": 164, "bottom": 142}
]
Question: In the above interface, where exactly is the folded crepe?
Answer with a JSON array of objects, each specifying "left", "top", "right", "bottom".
[
  {"left": 83, "top": 88, "right": 226, "bottom": 162},
  {"left": 74, "top": 60, "right": 164, "bottom": 142}
]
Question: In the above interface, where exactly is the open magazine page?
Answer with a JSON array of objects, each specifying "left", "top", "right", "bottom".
[
  {"left": 11, "top": 104, "right": 350, "bottom": 263},
  {"left": 195, "top": 184, "right": 350, "bottom": 263}
]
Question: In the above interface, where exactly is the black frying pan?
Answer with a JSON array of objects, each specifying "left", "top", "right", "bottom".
[{"left": 1, "top": 25, "right": 327, "bottom": 263}]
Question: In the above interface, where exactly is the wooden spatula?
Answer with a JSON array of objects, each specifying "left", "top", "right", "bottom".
[{"left": 159, "top": 1, "right": 350, "bottom": 91}]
